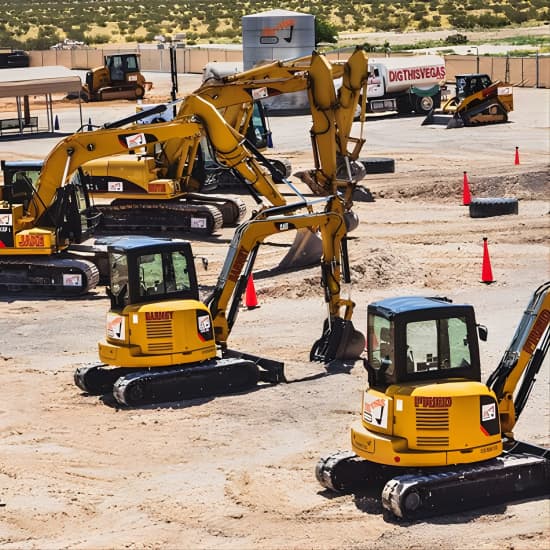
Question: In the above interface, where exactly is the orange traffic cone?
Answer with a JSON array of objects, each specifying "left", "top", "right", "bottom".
[
  {"left": 462, "top": 171, "right": 472, "bottom": 205},
  {"left": 514, "top": 146, "right": 520, "bottom": 165},
  {"left": 245, "top": 274, "right": 259, "bottom": 309},
  {"left": 481, "top": 237, "right": 495, "bottom": 284}
]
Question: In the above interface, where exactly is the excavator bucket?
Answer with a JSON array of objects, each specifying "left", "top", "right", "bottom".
[
  {"left": 277, "top": 228, "right": 324, "bottom": 271},
  {"left": 310, "top": 317, "right": 366, "bottom": 363}
]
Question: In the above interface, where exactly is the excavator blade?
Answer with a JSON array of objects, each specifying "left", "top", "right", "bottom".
[
  {"left": 277, "top": 228, "right": 324, "bottom": 271},
  {"left": 310, "top": 317, "right": 366, "bottom": 363}
]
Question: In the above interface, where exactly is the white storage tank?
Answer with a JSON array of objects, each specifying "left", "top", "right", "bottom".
[{"left": 242, "top": 9, "right": 314, "bottom": 113}]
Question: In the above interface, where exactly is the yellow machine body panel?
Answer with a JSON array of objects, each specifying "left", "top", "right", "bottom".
[
  {"left": 83, "top": 155, "right": 181, "bottom": 199},
  {"left": 351, "top": 380, "right": 503, "bottom": 467},
  {"left": 98, "top": 299, "right": 217, "bottom": 368}
]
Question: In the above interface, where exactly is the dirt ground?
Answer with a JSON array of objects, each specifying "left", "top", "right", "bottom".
[{"left": 0, "top": 71, "right": 548, "bottom": 549}]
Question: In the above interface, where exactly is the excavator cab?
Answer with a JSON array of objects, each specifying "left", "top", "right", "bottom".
[
  {"left": 105, "top": 236, "right": 199, "bottom": 310},
  {"left": 364, "top": 296, "right": 485, "bottom": 389}
]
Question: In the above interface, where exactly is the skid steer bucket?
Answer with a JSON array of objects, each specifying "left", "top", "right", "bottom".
[
  {"left": 422, "top": 110, "right": 460, "bottom": 127},
  {"left": 277, "top": 228, "right": 324, "bottom": 271},
  {"left": 310, "top": 317, "right": 366, "bottom": 363}
]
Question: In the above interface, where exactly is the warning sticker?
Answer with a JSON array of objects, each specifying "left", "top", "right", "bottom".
[
  {"left": 363, "top": 391, "right": 388, "bottom": 429},
  {"left": 190, "top": 218, "right": 207, "bottom": 229},
  {"left": 482, "top": 402, "right": 497, "bottom": 422},
  {"left": 63, "top": 273, "right": 82, "bottom": 287}
]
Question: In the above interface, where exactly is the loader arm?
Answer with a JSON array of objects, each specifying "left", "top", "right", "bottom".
[{"left": 486, "top": 281, "right": 550, "bottom": 435}]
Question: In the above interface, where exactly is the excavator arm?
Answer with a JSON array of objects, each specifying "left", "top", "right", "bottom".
[
  {"left": 486, "top": 281, "right": 550, "bottom": 435},
  {"left": 204, "top": 197, "right": 365, "bottom": 361},
  {"left": 306, "top": 48, "right": 368, "bottom": 209},
  {"left": 28, "top": 117, "right": 202, "bottom": 223}
]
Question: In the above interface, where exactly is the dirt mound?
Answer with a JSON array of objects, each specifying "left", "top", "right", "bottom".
[{"left": 372, "top": 168, "right": 548, "bottom": 202}]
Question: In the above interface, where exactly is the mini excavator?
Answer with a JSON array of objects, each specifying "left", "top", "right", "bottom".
[
  {"left": 316, "top": 282, "right": 549, "bottom": 520},
  {"left": 74, "top": 197, "right": 366, "bottom": 407},
  {"left": 423, "top": 73, "right": 513, "bottom": 128}
]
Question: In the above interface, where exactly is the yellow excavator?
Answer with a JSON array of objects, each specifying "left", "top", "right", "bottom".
[
  {"left": 73, "top": 199, "right": 366, "bottom": 406},
  {"left": 0, "top": 119, "right": 206, "bottom": 295},
  {"left": 422, "top": 73, "right": 513, "bottom": 128},
  {"left": 79, "top": 47, "right": 370, "bottom": 236},
  {"left": 316, "top": 282, "right": 549, "bottom": 519},
  {"left": 0, "top": 49, "right": 369, "bottom": 296},
  {"left": 81, "top": 53, "right": 152, "bottom": 102}
]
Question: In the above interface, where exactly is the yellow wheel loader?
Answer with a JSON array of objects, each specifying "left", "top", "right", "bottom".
[
  {"left": 74, "top": 196, "right": 366, "bottom": 407},
  {"left": 317, "top": 282, "right": 549, "bottom": 520},
  {"left": 422, "top": 73, "right": 513, "bottom": 128}
]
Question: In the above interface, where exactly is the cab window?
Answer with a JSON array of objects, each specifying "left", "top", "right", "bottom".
[{"left": 406, "top": 316, "right": 471, "bottom": 373}]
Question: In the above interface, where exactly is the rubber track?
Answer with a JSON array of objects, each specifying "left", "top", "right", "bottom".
[
  {"left": 75, "top": 359, "right": 261, "bottom": 407},
  {"left": 0, "top": 256, "right": 99, "bottom": 296},
  {"left": 184, "top": 192, "right": 247, "bottom": 226},
  {"left": 112, "top": 358, "right": 260, "bottom": 406},
  {"left": 96, "top": 200, "right": 224, "bottom": 236},
  {"left": 382, "top": 452, "right": 549, "bottom": 520},
  {"left": 315, "top": 449, "right": 549, "bottom": 521}
]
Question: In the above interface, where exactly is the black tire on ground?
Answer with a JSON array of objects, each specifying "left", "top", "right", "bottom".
[
  {"left": 469, "top": 197, "right": 519, "bottom": 218},
  {"left": 360, "top": 157, "right": 395, "bottom": 174}
]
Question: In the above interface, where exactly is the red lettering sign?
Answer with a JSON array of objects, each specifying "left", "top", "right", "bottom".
[
  {"left": 19, "top": 234, "right": 45, "bottom": 247},
  {"left": 388, "top": 66, "right": 446, "bottom": 83},
  {"left": 414, "top": 396, "right": 452, "bottom": 408},
  {"left": 148, "top": 183, "right": 166, "bottom": 193},
  {"left": 524, "top": 309, "right": 550, "bottom": 354},
  {"left": 145, "top": 311, "right": 173, "bottom": 321}
]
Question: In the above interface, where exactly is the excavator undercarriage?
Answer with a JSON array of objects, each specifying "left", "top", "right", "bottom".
[{"left": 316, "top": 442, "right": 549, "bottom": 520}]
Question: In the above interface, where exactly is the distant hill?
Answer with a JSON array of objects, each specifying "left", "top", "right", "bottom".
[{"left": 0, "top": 0, "right": 548, "bottom": 49}]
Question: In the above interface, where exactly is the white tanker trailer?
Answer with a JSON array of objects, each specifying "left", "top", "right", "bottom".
[{"left": 366, "top": 55, "right": 447, "bottom": 115}]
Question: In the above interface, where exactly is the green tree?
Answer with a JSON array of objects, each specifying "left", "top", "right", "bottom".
[{"left": 315, "top": 18, "right": 338, "bottom": 45}]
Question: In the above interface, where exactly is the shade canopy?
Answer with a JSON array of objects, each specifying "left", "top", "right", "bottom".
[{"left": 0, "top": 66, "right": 81, "bottom": 98}]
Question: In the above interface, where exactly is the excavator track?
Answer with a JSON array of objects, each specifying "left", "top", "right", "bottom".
[
  {"left": 0, "top": 256, "right": 99, "bottom": 296},
  {"left": 382, "top": 452, "right": 549, "bottom": 520},
  {"left": 96, "top": 200, "right": 224, "bottom": 236},
  {"left": 184, "top": 192, "right": 247, "bottom": 227},
  {"left": 75, "top": 358, "right": 261, "bottom": 407},
  {"left": 315, "top": 451, "right": 400, "bottom": 492},
  {"left": 316, "top": 449, "right": 549, "bottom": 521}
]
